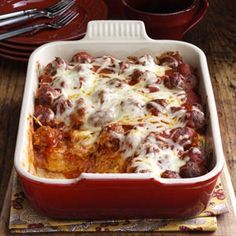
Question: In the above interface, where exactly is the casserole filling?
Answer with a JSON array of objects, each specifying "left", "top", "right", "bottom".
[{"left": 32, "top": 51, "right": 208, "bottom": 178}]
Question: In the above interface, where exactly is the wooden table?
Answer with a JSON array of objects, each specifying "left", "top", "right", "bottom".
[{"left": 0, "top": 0, "right": 235, "bottom": 235}]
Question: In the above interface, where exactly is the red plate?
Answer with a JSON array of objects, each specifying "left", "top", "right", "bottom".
[
  {"left": 0, "top": 44, "right": 32, "bottom": 56},
  {"left": 0, "top": 0, "right": 108, "bottom": 45},
  {"left": 0, "top": 48, "right": 28, "bottom": 62},
  {"left": 0, "top": 42, "right": 33, "bottom": 62},
  {"left": 0, "top": 41, "right": 37, "bottom": 51}
]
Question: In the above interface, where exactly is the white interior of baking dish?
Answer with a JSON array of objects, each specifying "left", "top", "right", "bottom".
[{"left": 14, "top": 21, "right": 224, "bottom": 184}]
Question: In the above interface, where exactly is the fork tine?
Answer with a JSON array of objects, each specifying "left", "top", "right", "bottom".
[
  {"left": 57, "top": 10, "right": 79, "bottom": 26},
  {"left": 46, "top": 0, "right": 67, "bottom": 11},
  {"left": 55, "top": 0, "right": 76, "bottom": 15},
  {"left": 47, "top": 0, "right": 72, "bottom": 12}
]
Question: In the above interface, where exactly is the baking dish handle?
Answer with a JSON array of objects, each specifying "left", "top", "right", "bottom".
[{"left": 82, "top": 20, "right": 152, "bottom": 41}]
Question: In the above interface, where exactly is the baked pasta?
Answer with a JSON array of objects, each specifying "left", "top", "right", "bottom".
[{"left": 33, "top": 51, "right": 208, "bottom": 178}]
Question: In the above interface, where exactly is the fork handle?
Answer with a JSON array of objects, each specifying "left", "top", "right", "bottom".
[
  {"left": 0, "top": 23, "right": 46, "bottom": 40},
  {"left": 0, "top": 9, "right": 37, "bottom": 21},
  {"left": 0, "top": 11, "right": 44, "bottom": 27}
]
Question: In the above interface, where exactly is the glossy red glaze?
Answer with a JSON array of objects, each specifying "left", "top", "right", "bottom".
[
  {"left": 0, "top": 41, "right": 37, "bottom": 51},
  {"left": 18, "top": 172, "right": 219, "bottom": 220},
  {"left": 0, "top": 42, "right": 32, "bottom": 61},
  {"left": 0, "top": 49, "right": 28, "bottom": 62},
  {"left": 121, "top": 0, "right": 209, "bottom": 39},
  {"left": 0, "top": 45, "right": 31, "bottom": 56},
  {"left": 104, "top": 0, "right": 125, "bottom": 19}
]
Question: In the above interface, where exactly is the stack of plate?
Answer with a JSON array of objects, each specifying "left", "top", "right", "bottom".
[{"left": 0, "top": 0, "right": 108, "bottom": 62}]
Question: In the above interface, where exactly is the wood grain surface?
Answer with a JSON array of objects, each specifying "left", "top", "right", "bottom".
[
  {"left": 0, "top": 0, "right": 235, "bottom": 235},
  {"left": 185, "top": 0, "right": 236, "bottom": 186}
]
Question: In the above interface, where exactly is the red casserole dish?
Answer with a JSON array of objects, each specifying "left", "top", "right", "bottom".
[{"left": 14, "top": 21, "right": 224, "bottom": 219}]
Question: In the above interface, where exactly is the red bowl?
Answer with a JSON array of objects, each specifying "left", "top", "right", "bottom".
[
  {"left": 121, "top": 0, "right": 209, "bottom": 39},
  {"left": 104, "top": 0, "right": 125, "bottom": 19}
]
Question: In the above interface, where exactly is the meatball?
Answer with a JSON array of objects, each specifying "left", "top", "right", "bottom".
[
  {"left": 179, "top": 161, "right": 207, "bottom": 178},
  {"left": 71, "top": 52, "right": 94, "bottom": 63},
  {"left": 34, "top": 105, "right": 55, "bottom": 126}
]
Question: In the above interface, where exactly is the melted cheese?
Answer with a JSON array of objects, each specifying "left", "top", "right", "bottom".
[
  {"left": 41, "top": 54, "right": 191, "bottom": 177},
  {"left": 130, "top": 132, "right": 186, "bottom": 174}
]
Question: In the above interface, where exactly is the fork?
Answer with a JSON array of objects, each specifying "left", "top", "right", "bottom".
[
  {"left": 0, "top": 10, "right": 79, "bottom": 40},
  {"left": 0, "top": 0, "right": 76, "bottom": 27}
]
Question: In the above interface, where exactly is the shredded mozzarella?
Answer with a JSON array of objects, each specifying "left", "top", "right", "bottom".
[{"left": 40, "top": 54, "right": 194, "bottom": 177}]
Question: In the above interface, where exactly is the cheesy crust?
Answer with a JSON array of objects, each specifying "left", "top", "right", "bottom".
[{"left": 33, "top": 52, "right": 207, "bottom": 179}]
